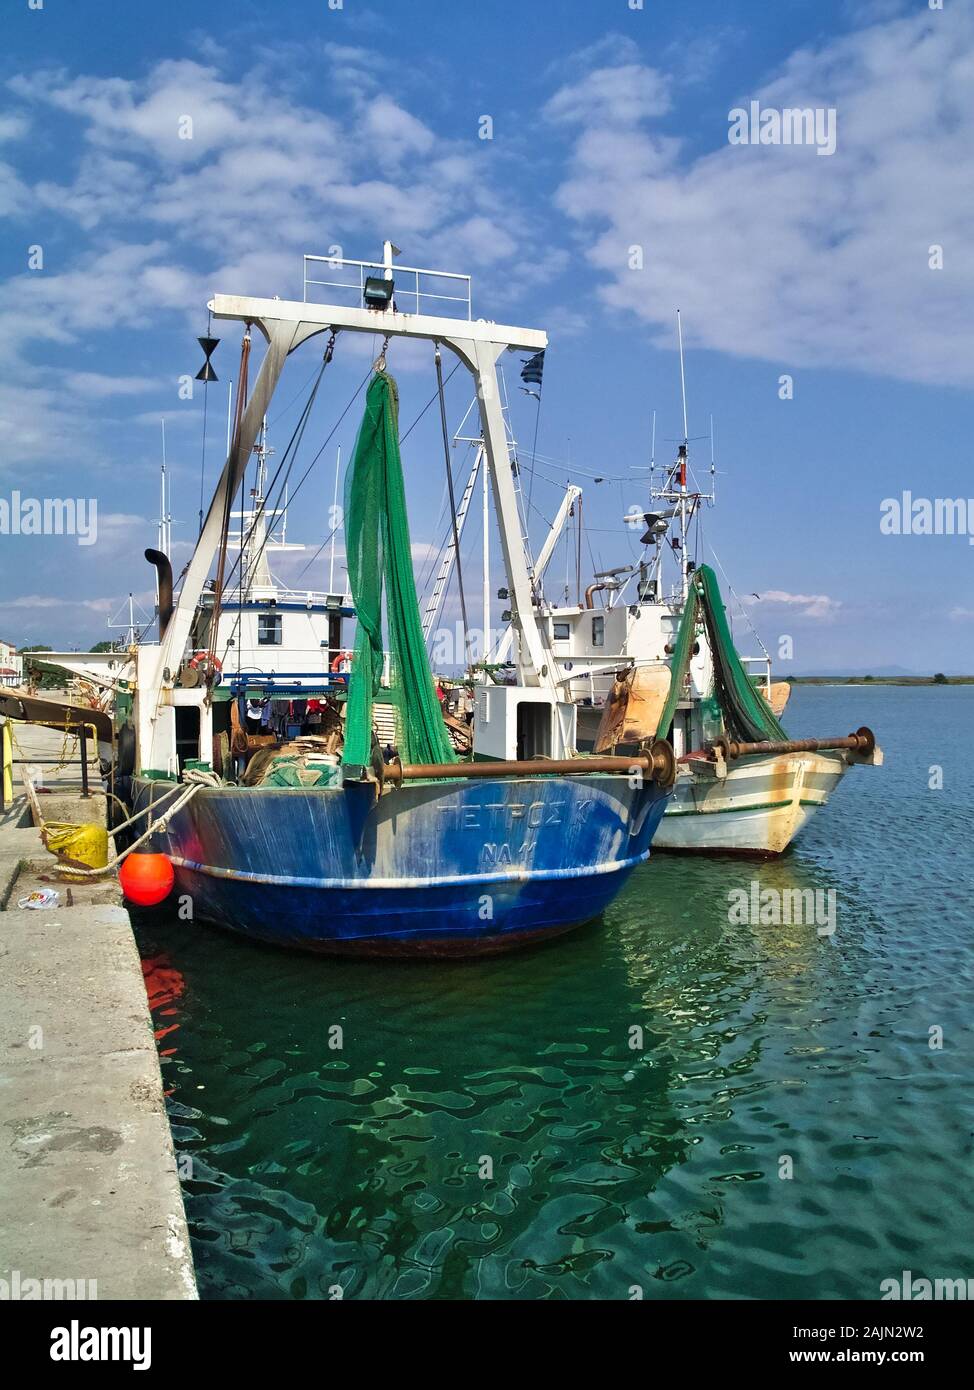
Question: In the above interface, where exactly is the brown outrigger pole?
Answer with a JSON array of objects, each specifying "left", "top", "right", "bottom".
[
  {"left": 386, "top": 740, "right": 677, "bottom": 788},
  {"left": 710, "top": 727, "right": 876, "bottom": 761}
]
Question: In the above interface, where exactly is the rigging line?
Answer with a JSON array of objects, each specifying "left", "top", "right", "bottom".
[
  {"left": 234, "top": 446, "right": 249, "bottom": 680},
  {"left": 707, "top": 541, "right": 771, "bottom": 662},
  {"left": 526, "top": 450, "right": 644, "bottom": 483},
  {"left": 576, "top": 493, "right": 583, "bottom": 607},
  {"left": 221, "top": 414, "right": 323, "bottom": 645},
  {"left": 218, "top": 348, "right": 329, "bottom": 603},
  {"left": 285, "top": 372, "right": 379, "bottom": 585},
  {"left": 267, "top": 363, "right": 325, "bottom": 427},
  {"left": 400, "top": 358, "right": 462, "bottom": 443},
  {"left": 233, "top": 347, "right": 360, "bottom": 598},
  {"left": 197, "top": 309, "right": 212, "bottom": 537},
  {"left": 418, "top": 508, "right": 464, "bottom": 609},
  {"left": 584, "top": 527, "right": 601, "bottom": 594},
  {"left": 434, "top": 344, "right": 473, "bottom": 667},
  {"left": 216, "top": 354, "right": 336, "bottom": 667},
  {"left": 264, "top": 361, "right": 371, "bottom": 527},
  {"left": 211, "top": 330, "right": 252, "bottom": 642},
  {"left": 198, "top": 384, "right": 209, "bottom": 538},
  {"left": 248, "top": 354, "right": 466, "bottom": 597},
  {"left": 525, "top": 387, "right": 543, "bottom": 516},
  {"left": 416, "top": 440, "right": 475, "bottom": 602}
]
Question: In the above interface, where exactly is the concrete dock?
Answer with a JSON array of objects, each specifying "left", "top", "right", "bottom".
[{"left": 0, "top": 719, "right": 197, "bottom": 1300}]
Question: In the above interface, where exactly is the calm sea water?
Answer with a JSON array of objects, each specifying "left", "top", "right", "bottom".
[{"left": 133, "top": 686, "right": 974, "bottom": 1300}]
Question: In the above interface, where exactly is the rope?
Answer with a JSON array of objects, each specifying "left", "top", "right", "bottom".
[
  {"left": 434, "top": 345, "right": 472, "bottom": 667},
  {"left": 48, "top": 769, "right": 222, "bottom": 879},
  {"left": 210, "top": 329, "right": 252, "bottom": 640}
]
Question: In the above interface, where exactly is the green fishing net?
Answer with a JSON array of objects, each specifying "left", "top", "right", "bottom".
[
  {"left": 342, "top": 370, "right": 456, "bottom": 767},
  {"left": 655, "top": 565, "right": 787, "bottom": 743}
]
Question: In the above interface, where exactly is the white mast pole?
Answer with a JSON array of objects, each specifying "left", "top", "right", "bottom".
[
  {"left": 677, "top": 310, "right": 690, "bottom": 601},
  {"left": 482, "top": 448, "right": 490, "bottom": 659},
  {"left": 329, "top": 446, "right": 341, "bottom": 596},
  {"left": 158, "top": 419, "right": 166, "bottom": 555}
]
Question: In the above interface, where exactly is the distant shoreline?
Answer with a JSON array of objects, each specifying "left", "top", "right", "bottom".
[{"left": 786, "top": 675, "right": 973, "bottom": 686}]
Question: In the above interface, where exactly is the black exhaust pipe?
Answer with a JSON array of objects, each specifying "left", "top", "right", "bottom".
[{"left": 145, "top": 548, "right": 173, "bottom": 638}]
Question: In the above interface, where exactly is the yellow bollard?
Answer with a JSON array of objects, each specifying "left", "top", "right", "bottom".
[
  {"left": 1, "top": 720, "right": 12, "bottom": 806},
  {"left": 45, "top": 821, "right": 110, "bottom": 876}
]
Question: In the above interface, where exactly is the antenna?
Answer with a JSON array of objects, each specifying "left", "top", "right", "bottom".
[
  {"left": 158, "top": 420, "right": 172, "bottom": 558},
  {"left": 677, "top": 309, "right": 689, "bottom": 445}
]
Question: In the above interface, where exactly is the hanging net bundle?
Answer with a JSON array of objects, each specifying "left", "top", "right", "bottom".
[
  {"left": 655, "top": 564, "right": 787, "bottom": 744},
  {"left": 342, "top": 370, "right": 456, "bottom": 768}
]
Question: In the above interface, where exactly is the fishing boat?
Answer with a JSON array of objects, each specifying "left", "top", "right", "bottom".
[
  {"left": 485, "top": 317, "right": 882, "bottom": 857},
  {"left": 59, "top": 243, "right": 674, "bottom": 955}
]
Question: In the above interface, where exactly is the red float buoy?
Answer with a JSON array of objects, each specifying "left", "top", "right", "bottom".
[{"left": 119, "top": 852, "right": 174, "bottom": 907}]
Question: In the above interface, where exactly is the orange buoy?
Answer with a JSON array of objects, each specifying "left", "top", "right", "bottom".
[{"left": 119, "top": 852, "right": 174, "bottom": 906}]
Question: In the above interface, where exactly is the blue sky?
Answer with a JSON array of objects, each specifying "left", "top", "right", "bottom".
[{"left": 1, "top": 0, "right": 971, "bottom": 672}]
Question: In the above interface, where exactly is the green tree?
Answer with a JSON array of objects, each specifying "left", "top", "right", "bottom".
[
  {"left": 933, "top": 672, "right": 949, "bottom": 684},
  {"left": 19, "top": 645, "right": 60, "bottom": 690}
]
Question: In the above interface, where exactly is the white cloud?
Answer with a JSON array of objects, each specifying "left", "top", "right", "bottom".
[
  {"left": 0, "top": 113, "right": 29, "bottom": 143},
  {"left": 549, "top": 7, "right": 974, "bottom": 387},
  {"left": 544, "top": 63, "right": 671, "bottom": 127},
  {"left": 63, "top": 372, "right": 158, "bottom": 398},
  {"left": 745, "top": 590, "right": 842, "bottom": 621}
]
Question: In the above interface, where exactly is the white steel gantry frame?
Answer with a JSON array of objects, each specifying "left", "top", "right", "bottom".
[{"left": 140, "top": 253, "right": 558, "bottom": 770}]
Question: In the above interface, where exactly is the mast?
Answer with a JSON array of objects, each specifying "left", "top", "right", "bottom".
[
  {"left": 482, "top": 449, "right": 490, "bottom": 658},
  {"left": 676, "top": 309, "right": 690, "bottom": 601},
  {"left": 158, "top": 420, "right": 171, "bottom": 557},
  {"left": 329, "top": 446, "right": 341, "bottom": 596},
  {"left": 644, "top": 315, "right": 714, "bottom": 606}
]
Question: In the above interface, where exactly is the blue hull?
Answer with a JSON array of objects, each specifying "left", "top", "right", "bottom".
[{"left": 132, "top": 773, "right": 669, "bottom": 956}]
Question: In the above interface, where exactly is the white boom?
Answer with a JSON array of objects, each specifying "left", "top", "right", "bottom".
[{"left": 492, "top": 483, "right": 582, "bottom": 665}]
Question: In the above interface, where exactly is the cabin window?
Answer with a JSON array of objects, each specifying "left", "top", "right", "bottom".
[
  {"left": 591, "top": 614, "right": 605, "bottom": 648},
  {"left": 258, "top": 613, "right": 282, "bottom": 646},
  {"left": 552, "top": 621, "right": 571, "bottom": 642}
]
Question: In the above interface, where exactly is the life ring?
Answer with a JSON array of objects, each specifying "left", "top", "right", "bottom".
[
  {"left": 189, "top": 650, "right": 223, "bottom": 683},
  {"left": 330, "top": 650, "right": 351, "bottom": 673}
]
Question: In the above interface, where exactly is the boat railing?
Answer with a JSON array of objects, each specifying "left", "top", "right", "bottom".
[
  {"left": 303, "top": 254, "right": 472, "bottom": 320},
  {"left": 204, "top": 586, "right": 349, "bottom": 609},
  {"left": 557, "top": 655, "right": 669, "bottom": 708},
  {"left": 739, "top": 655, "right": 773, "bottom": 696}
]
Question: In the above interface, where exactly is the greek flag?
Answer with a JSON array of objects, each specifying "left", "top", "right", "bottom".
[{"left": 520, "top": 350, "right": 545, "bottom": 387}]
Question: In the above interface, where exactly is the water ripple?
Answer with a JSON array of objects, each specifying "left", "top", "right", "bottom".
[{"left": 133, "top": 687, "right": 974, "bottom": 1299}]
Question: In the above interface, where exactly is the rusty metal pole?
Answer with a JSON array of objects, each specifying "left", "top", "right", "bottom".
[
  {"left": 387, "top": 740, "right": 676, "bottom": 788},
  {"left": 78, "top": 722, "right": 90, "bottom": 799},
  {"left": 711, "top": 727, "right": 876, "bottom": 761}
]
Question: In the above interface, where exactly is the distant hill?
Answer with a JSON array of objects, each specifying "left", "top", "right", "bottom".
[
  {"left": 793, "top": 665, "right": 919, "bottom": 678},
  {"left": 789, "top": 673, "right": 973, "bottom": 686}
]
